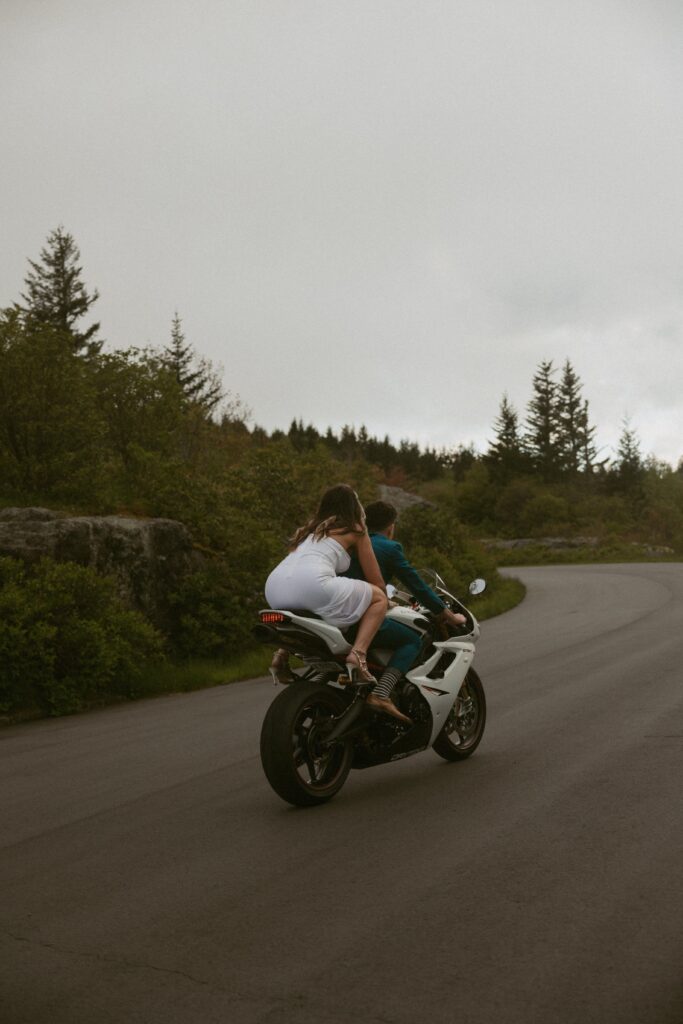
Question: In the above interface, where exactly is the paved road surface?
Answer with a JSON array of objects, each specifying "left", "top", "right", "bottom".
[{"left": 1, "top": 563, "right": 682, "bottom": 1024}]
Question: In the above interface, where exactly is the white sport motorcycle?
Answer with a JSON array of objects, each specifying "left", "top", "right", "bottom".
[{"left": 254, "top": 571, "right": 487, "bottom": 807}]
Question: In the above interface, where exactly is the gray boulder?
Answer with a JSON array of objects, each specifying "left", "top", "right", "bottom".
[
  {"left": 377, "top": 485, "right": 434, "bottom": 513},
  {"left": 0, "top": 507, "right": 204, "bottom": 629},
  {"left": 480, "top": 536, "right": 600, "bottom": 551}
]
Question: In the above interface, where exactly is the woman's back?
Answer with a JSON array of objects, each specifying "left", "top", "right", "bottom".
[
  {"left": 288, "top": 533, "right": 351, "bottom": 574},
  {"left": 265, "top": 532, "right": 370, "bottom": 626}
]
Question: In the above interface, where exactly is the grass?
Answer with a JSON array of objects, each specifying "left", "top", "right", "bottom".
[
  {"left": 134, "top": 648, "right": 273, "bottom": 699},
  {"left": 0, "top": 650, "right": 276, "bottom": 726},
  {"left": 493, "top": 544, "right": 683, "bottom": 567},
  {"left": 474, "top": 575, "right": 526, "bottom": 620}
]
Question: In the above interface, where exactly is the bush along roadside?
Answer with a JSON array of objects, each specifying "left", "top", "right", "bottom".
[
  {"left": 129, "top": 573, "right": 526, "bottom": 709},
  {"left": 0, "top": 556, "right": 164, "bottom": 717},
  {"left": 0, "top": 502, "right": 528, "bottom": 722}
]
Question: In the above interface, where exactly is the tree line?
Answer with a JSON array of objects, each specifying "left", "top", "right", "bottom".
[
  {"left": 2, "top": 226, "right": 681, "bottom": 548},
  {"left": 282, "top": 359, "right": 671, "bottom": 490},
  {"left": 0, "top": 226, "right": 681, "bottom": 716}
]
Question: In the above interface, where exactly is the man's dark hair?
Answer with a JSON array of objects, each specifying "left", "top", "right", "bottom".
[{"left": 364, "top": 500, "right": 398, "bottom": 532}]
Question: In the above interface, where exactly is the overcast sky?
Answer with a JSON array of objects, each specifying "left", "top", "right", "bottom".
[{"left": 2, "top": 0, "right": 682, "bottom": 465}]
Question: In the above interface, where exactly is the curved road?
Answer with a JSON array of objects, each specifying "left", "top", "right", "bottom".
[{"left": 1, "top": 563, "right": 682, "bottom": 1024}]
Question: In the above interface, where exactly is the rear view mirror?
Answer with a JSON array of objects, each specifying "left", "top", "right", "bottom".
[{"left": 468, "top": 578, "right": 486, "bottom": 596}]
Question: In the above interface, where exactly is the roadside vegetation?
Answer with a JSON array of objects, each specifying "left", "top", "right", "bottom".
[{"left": 1, "top": 228, "right": 681, "bottom": 718}]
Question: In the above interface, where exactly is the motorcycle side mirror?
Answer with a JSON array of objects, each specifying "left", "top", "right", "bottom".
[
  {"left": 386, "top": 584, "right": 397, "bottom": 599},
  {"left": 468, "top": 578, "right": 487, "bottom": 596}
]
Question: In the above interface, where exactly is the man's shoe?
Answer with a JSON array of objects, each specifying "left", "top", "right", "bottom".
[{"left": 366, "top": 693, "right": 412, "bottom": 724}]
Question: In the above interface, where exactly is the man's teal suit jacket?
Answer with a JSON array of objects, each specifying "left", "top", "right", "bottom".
[{"left": 343, "top": 532, "right": 445, "bottom": 615}]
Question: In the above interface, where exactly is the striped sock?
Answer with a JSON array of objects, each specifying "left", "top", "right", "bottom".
[{"left": 373, "top": 668, "right": 402, "bottom": 701}]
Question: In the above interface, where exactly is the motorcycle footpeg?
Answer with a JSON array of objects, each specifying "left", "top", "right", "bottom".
[{"left": 337, "top": 672, "right": 372, "bottom": 688}]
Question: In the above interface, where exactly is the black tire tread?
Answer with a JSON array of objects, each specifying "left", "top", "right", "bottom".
[
  {"left": 260, "top": 682, "right": 352, "bottom": 807},
  {"left": 432, "top": 669, "right": 486, "bottom": 762}
]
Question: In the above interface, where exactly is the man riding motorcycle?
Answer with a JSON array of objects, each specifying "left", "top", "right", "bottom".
[{"left": 342, "top": 501, "right": 466, "bottom": 721}]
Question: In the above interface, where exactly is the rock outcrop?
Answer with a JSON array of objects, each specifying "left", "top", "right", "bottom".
[
  {"left": 0, "top": 507, "right": 205, "bottom": 628},
  {"left": 480, "top": 536, "right": 601, "bottom": 551},
  {"left": 377, "top": 485, "right": 434, "bottom": 513},
  {"left": 480, "top": 535, "right": 674, "bottom": 556}
]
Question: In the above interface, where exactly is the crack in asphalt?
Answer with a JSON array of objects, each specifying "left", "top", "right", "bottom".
[
  {"left": 3, "top": 929, "right": 216, "bottom": 991},
  {"left": 3, "top": 930, "right": 396, "bottom": 1023},
  {"left": 0, "top": 757, "right": 262, "bottom": 855}
]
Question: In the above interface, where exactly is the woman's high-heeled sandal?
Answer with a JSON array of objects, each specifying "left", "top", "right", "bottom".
[
  {"left": 269, "top": 649, "right": 296, "bottom": 685},
  {"left": 344, "top": 648, "right": 377, "bottom": 685}
]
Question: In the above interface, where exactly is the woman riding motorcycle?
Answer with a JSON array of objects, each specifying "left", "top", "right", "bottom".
[{"left": 264, "top": 485, "right": 387, "bottom": 688}]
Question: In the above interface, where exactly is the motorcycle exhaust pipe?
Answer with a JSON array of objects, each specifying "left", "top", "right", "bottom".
[{"left": 322, "top": 696, "right": 368, "bottom": 745}]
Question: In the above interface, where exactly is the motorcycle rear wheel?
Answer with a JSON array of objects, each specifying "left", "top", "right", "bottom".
[
  {"left": 432, "top": 669, "right": 486, "bottom": 761},
  {"left": 260, "top": 683, "right": 353, "bottom": 807}
]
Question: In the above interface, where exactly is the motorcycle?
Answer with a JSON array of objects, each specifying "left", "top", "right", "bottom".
[{"left": 254, "top": 571, "right": 487, "bottom": 807}]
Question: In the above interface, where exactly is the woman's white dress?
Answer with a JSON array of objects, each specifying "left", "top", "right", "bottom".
[{"left": 265, "top": 534, "right": 373, "bottom": 628}]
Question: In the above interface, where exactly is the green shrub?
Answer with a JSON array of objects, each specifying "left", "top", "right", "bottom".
[
  {"left": 167, "top": 562, "right": 259, "bottom": 660},
  {"left": 396, "top": 504, "right": 499, "bottom": 596},
  {"left": 0, "top": 557, "right": 164, "bottom": 715},
  {"left": 518, "top": 492, "right": 571, "bottom": 536}
]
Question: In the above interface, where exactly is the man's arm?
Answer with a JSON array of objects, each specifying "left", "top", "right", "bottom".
[{"left": 389, "top": 542, "right": 446, "bottom": 614}]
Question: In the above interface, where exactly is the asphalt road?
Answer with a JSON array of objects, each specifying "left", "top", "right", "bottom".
[{"left": 1, "top": 563, "right": 682, "bottom": 1024}]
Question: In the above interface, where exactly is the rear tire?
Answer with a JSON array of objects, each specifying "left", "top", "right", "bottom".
[
  {"left": 432, "top": 669, "right": 486, "bottom": 761},
  {"left": 260, "top": 683, "right": 353, "bottom": 807}
]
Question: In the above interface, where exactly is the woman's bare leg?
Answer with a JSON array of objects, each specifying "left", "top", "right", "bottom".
[
  {"left": 345, "top": 586, "right": 387, "bottom": 681},
  {"left": 353, "top": 586, "right": 388, "bottom": 651}
]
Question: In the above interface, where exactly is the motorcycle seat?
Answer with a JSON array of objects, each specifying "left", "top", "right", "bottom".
[{"left": 288, "top": 609, "right": 323, "bottom": 620}]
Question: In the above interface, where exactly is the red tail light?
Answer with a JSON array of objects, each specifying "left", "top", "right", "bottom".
[{"left": 260, "top": 612, "right": 288, "bottom": 624}]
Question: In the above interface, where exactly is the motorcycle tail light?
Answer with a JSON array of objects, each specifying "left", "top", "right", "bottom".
[{"left": 260, "top": 612, "right": 288, "bottom": 624}]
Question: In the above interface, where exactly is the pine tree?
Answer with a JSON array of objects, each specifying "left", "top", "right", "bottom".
[
  {"left": 287, "top": 419, "right": 319, "bottom": 451},
  {"left": 578, "top": 399, "right": 599, "bottom": 472},
  {"left": 613, "top": 417, "right": 644, "bottom": 491},
  {"left": 398, "top": 438, "right": 421, "bottom": 478},
  {"left": 446, "top": 444, "right": 477, "bottom": 483},
  {"left": 488, "top": 393, "right": 525, "bottom": 479},
  {"left": 323, "top": 427, "right": 338, "bottom": 453},
  {"left": 21, "top": 226, "right": 101, "bottom": 354},
  {"left": 419, "top": 446, "right": 442, "bottom": 481},
  {"left": 557, "top": 360, "right": 597, "bottom": 473},
  {"left": 379, "top": 434, "right": 394, "bottom": 473},
  {"left": 339, "top": 425, "right": 357, "bottom": 462},
  {"left": 163, "top": 312, "right": 223, "bottom": 416},
  {"left": 288, "top": 418, "right": 304, "bottom": 449},
  {"left": 524, "top": 360, "right": 561, "bottom": 480}
]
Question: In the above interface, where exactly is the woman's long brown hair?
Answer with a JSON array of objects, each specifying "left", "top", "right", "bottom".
[{"left": 289, "top": 484, "right": 366, "bottom": 549}]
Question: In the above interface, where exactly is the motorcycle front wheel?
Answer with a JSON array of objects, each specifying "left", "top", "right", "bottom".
[
  {"left": 260, "top": 682, "right": 353, "bottom": 807},
  {"left": 432, "top": 668, "right": 486, "bottom": 761}
]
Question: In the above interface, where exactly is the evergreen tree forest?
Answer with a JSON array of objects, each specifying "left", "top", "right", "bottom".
[{"left": 1, "top": 229, "right": 682, "bottom": 713}]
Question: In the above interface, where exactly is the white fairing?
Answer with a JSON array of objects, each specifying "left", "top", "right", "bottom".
[
  {"left": 266, "top": 611, "right": 351, "bottom": 655},
  {"left": 386, "top": 604, "right": 480, "bottom": 643},
  {"left": 406, "top": 640, "right": 476, "bottom": 744},
  {"left": 384, "top": 606, "right": 430, "bottom": 633},
  {"left": 264, "top": 600, "right": 481, "bottom": 746}
]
